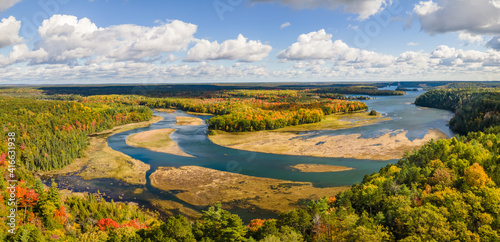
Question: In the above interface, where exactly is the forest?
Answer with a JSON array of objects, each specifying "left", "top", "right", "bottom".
[
  {"left": 2, "top": 84, "right": 500, "bottom": 241},
  {"left": 415, "top": 88, "right": 500, "bottom": 134},
  {"left": 83, "top": 90, "right": 368, "bottom": 132}
]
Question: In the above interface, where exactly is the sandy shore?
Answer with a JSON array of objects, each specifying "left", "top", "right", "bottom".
[
  {"left": 176, "top": 116, "right": 204, "bottom": 126},
  {"left": 41, "top": 117, "right": 163, "bottom": 185},
  {"left": 150, "top": 166, "right": 349, "bottom": 213},
  {"left": 291, "top": 164, "right": 354, "bottom": 173},
  {"left": 127, "top": 128, "right": 194, "bottom": 157},
  {"left": 155, "top": 108, "right": 176, "bottom": 113},
  {"left": 210, "top": 128, "right": 449, "bottom": 160}
]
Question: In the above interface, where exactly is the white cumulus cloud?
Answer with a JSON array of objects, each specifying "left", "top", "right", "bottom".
[
  {"left": 33, "top": 15, "right": 197, "bottom": 64},
  {"left": 277, "top": 29, "right": 395, "bottom": 67},
  {"left": 184, "top": 34, "right": 272, "bottom": 62},
  {"left": 0, "top": 16, "right": 22, "bottom": 49}
]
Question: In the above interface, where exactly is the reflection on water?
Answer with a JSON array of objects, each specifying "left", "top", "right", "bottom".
[{"left": 45, "top": 86, "right": 455, "bottom": 220}]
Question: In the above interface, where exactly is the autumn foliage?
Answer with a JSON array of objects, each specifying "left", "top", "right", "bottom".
[
  {"left": 464, "top": 163, "right": 492, "bottom": 188},
  {"left": 97, "top": 218, "right": 120, "bottom": 231}
]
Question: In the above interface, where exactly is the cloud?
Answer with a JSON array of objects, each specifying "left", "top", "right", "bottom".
[
  {"left": 0, "top": 61, "right": 271, "bottom": 84},
  {"left": 458, "top": 32, "right": 483, "bottom": 45},
  {"left": 33, "top": 15, "right": 197, "bottom": 64},
  {"left": 250, "top": 0, "right": 391, "bottom": 20},
  {"left": 277, "top": 29, "right": 395, "bottom": 67},
  {"left": 0, "top": 0, "right": 21, "bottom": 12},
  {"left": 0, "top": 16, "right": 23, "bottom": 49},
  {"left": 274, "top": 29, "right": 500, "bottom": 81},
  {"left": 407, "top": 42, "right": 420, "bottom": 46},
  {"left": 413, "top": 0, "right": 500, "bottom": 35},
  {"left": 280, "top": 22, "right": 291, "bottom": 29},
  {"left": 413, "top": 0, "right": 440, "bottom": 15},
  {"left": 184, "top": 34, "right": 272, "bottom": 62}
]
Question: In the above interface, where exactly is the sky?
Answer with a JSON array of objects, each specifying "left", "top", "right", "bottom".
[{"left": 1, "top": 0, "right": 500, "bottom": 84}]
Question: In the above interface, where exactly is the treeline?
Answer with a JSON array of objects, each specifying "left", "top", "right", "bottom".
[
  {"left": 414, "top": 88, "right": 474, "bottom": 111},
  {"left": 311, "top": 86, "right": 405, "bottom": 96},
  {"left": 0, "top": 97, "right": 152, "bottom": 171},
  {"left": 85, "top": 93, "right": 368, "bottom": 133},
  {"left": 207, "top": 100, "right": 366, "bottom": 132},
  {"left": 449, "top": 91, "right": 500, "bottom": 134},
  {"left": 395, "top": 87, "right": 418, "bottom": 92},
  {"left": 313, "top": 93, "right": 372, "bottom": 100},
  {"left": 415, "top": 88, "right": 500, "bottom": 134}
]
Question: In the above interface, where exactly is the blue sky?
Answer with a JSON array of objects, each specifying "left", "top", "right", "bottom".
[{"left": 1, "top": 0, "right": 500, "bottom": 84}]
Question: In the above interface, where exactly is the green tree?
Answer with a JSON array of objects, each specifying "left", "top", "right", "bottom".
[{"left": 193, "top": 203, "right": 247, "bottom": 242}]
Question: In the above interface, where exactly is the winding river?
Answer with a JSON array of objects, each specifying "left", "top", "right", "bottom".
[{"left": 46, "top": 87, "right": 455, "bottom": 220}]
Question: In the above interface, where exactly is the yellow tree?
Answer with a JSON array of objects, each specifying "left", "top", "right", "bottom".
[{"left": 464, "top": 163, "right": 493, "bottom": 188}]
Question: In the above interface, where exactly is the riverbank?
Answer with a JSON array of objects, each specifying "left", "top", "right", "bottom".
[
  {"left": 126, "top": 128, "right": 194, "bottom": 157},
  {"left": 40, "top": 116, "right": 163, "bottom": 185},
  {"left": 210, "top": 128, "right": 449, "bottom": 160},
  {"left": 150, "top": 166, "right": 349, "bottom": 214}
]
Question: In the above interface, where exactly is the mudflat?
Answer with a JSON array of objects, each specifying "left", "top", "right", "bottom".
[{"left": 150, "top": 166, "right": 349, "bottom": 213}]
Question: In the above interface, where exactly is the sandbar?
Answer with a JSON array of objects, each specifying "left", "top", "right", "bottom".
[
  {"left": 176, "top": 116, "right": 204, "bottom": 126},
  {"left": 210, "top": 128, "right": 449, "bottom": 160},
  {"left": 155, "top": 108, "right": 176, "bottom": 113},
  {"left": 127, "top": 128, "right": 194, "bottom": 157},
  {"left": 291, "top": 164, "right": 354, "bottom": 173}
]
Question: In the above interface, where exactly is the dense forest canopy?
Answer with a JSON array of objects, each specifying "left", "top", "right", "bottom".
[{"left": 415, "top": 88, "right": 500, "bottom": 134}]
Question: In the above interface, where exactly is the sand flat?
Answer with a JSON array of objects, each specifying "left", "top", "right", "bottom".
[
  {"left": 210, "top": 128, "right": 449, "bottom": 160},
  {"left": 155, "top": 108, "right": 176, "bottom": 113},
  {"left": 176, "top": 116, "right": 204, "bottom": 126},
  {"left": 127, "top": 128, "right": 194, "bottom": 157},
  {"left": 150, "top": 166, "right": 348, "bottom": 213},
  {"left": 291, "top": 164, "right": 354, "bottom": 173}
]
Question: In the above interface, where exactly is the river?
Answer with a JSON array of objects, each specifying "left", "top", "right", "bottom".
[{"left": 45, "top": 87, "right": 455, "bottom": 220}]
